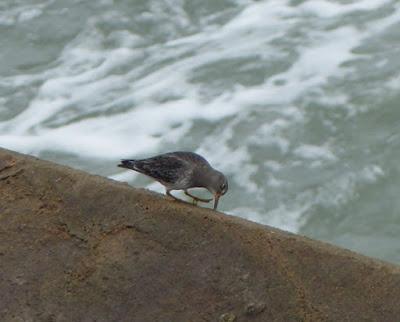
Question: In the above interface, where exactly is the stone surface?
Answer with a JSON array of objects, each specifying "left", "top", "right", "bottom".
[{"left": 1, "top": 147, "right": 400, "bottom": 322}]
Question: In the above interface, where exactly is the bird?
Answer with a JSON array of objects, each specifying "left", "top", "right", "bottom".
[{"left": 117, "top": 151, "right": 228, "bottom": 210}]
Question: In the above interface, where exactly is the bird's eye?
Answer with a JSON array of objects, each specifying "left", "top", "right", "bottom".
[{"left": 220, "top": 183, "right": 227, "bottom": 193}]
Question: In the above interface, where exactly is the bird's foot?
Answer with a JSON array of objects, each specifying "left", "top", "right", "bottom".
[{"left": 167, "top": 190, "right": 197, "bottom": 206}]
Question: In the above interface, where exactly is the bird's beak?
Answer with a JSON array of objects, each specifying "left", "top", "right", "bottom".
[{"left": 213, "top": 192, "right": 221, "bottom": 210}]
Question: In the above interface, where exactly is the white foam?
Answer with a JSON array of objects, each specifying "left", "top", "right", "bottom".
[
  {"left": 299, "top": 0, "right": 392, "bottom": 18},
  {"left": 264, "top": 161, "right": 283, "bottom": 172},
  {"left": 267, "top": 175, "right": 285, "bottom": 188},
  {"left": 0, "top": 2, "right": 48, "bottom": 26},
  {"left": 387, "top": 74, "right": 400, "bottom": 90},
  {"left": 222, "top": 0, "right": 295, "bottom": 32},
  {"left": 266, "top": 203, "right": 309, "bottom": 232},
  {"left": 294, "top": 144, "right": 337, "bottom": 161},
  {"left": 0, "top": 13, "right": 15, "bottom": 26},
  {"left": 360, "top": 165, "right": 385, "bottom": 183},
  {"left": 18, "top": 8, "right": 42, "bottom": 22},
  {"left": 249, "top": 119, "right": 292, "bottom": 154}
]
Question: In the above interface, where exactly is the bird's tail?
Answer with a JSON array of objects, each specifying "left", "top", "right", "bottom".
[{"left": 117, "top": 159, "right": 137, "bottom": 170}]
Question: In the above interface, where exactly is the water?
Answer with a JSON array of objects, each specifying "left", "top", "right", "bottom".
[{"left": 1, "top": 0, "right": 400, "bottom": 264}]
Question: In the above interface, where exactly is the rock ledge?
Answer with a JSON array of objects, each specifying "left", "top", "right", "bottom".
[{"left": 1, "top": 148, "right": 399, "bottom": 321}]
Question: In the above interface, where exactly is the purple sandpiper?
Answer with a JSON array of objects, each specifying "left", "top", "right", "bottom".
[{"left": 118, "top": 151, "right": 228, "bottom": 210}]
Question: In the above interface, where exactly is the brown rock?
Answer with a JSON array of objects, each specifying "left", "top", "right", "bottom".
[
  {"left": 219, "top": 312, "right": 236, "bottom": 321},
  {"left": 0, "top": 147, "right": 400, "bottom": 322}
]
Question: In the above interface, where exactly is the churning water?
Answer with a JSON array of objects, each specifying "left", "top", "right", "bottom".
[{"left": 1, "top": 0, "right": 400, "bottom": 263}]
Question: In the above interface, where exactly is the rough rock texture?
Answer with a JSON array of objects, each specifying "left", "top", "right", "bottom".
[{"left": 1, "top": 147, "right": 400, "bottom": 322}]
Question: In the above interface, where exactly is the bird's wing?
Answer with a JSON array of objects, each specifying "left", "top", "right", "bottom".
[
  {"left": 166, "top": 151, "right": 210, "bottom": 167},
  {"left": 133, "top": 154, "right": 188, "bottom": 184}
]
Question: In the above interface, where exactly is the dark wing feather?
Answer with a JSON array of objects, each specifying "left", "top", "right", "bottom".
[
  {"left": 164, "top": 151, "right": 211, "bottom": 167},
  {"left": 132, "top": 155, "right": 187, "bottom": 184}
]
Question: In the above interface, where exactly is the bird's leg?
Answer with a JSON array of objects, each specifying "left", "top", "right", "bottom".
[
  {"left": 166, "top": 189, "right": 191, "bottom": 204},
  {"left": 184, "top": 190, "right": 212, "bottom": 203}
]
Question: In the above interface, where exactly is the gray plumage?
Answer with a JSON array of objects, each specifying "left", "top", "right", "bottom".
[{"left": 118, "top": 151, "right": 228, "bottom": 209}]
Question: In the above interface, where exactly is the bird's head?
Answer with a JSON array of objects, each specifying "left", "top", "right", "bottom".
[{"left": 207, "top": 170, "right": 228, "bottom": 210}]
